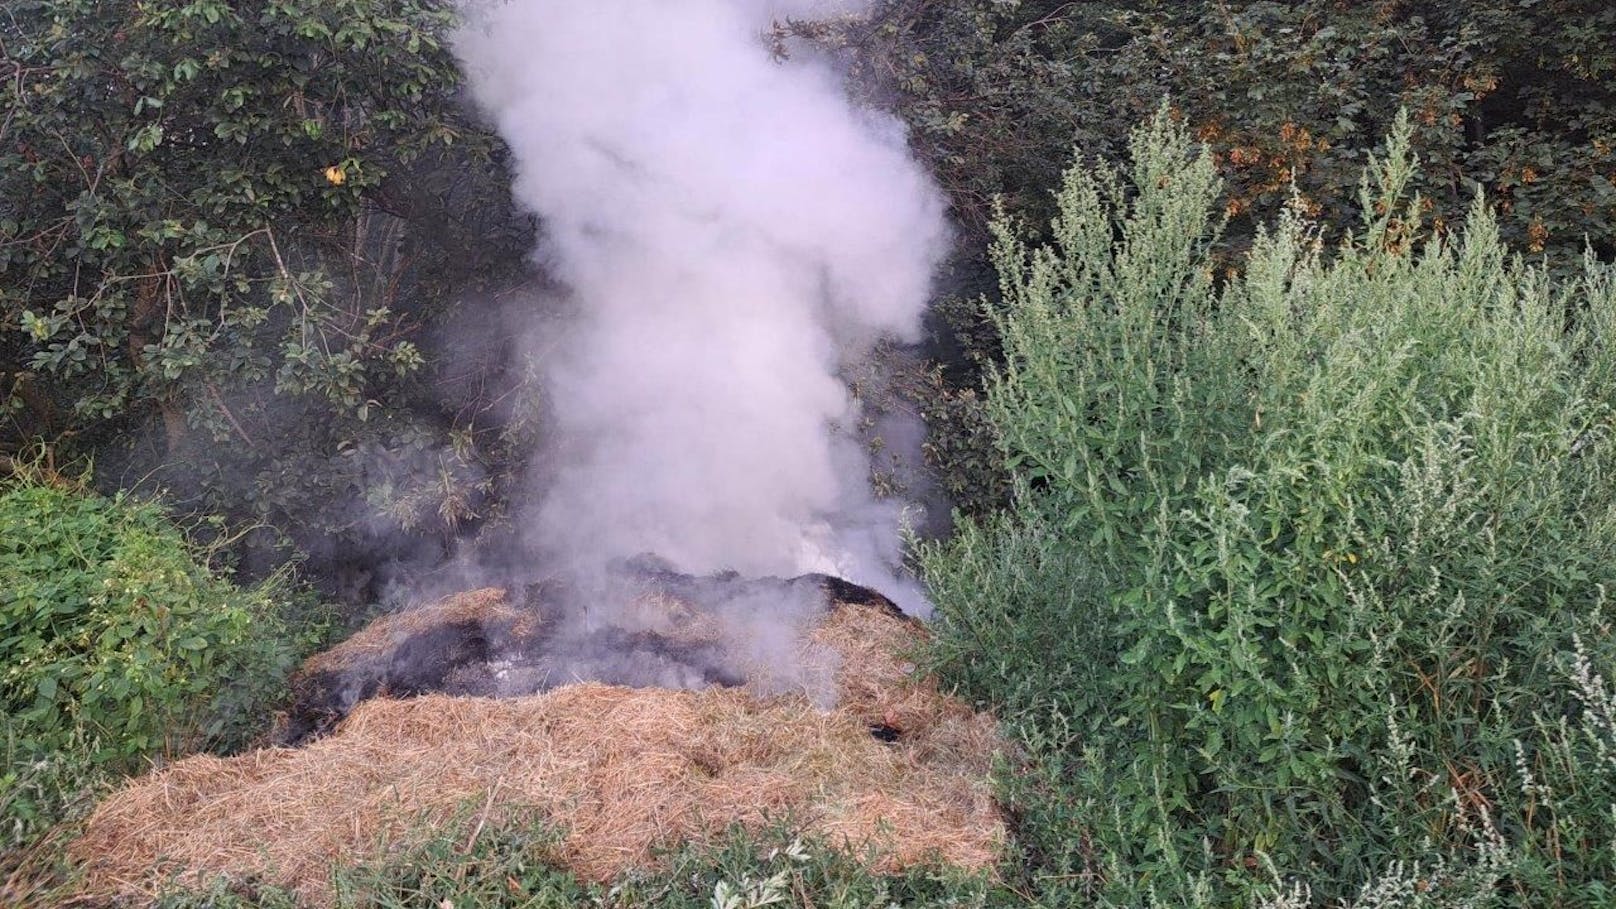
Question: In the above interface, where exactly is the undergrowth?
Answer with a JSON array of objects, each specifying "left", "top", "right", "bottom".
[
  {"left": 0, "top": 465, "right": 327, "bottom": 847},
  {"left": 922, "top": 109, "right": 1616, "bottom": 906}
]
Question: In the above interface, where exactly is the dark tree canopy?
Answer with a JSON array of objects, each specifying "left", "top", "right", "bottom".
[{"left": 834, "top": 0, "right": 1616, "bottom": 264}]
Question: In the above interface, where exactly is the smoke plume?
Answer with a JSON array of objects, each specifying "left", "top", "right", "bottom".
[{"left": 453, "top": 0, "right": 948, "bottom": 614}]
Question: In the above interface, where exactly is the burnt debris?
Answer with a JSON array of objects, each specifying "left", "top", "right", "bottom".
[{"left": 277, "top": 566, "right": 908, "bottom": 745}]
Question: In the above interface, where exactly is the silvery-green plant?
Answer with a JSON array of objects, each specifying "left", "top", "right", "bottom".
[{"left": 925, "top": 106, "right": 1616, "bottom": 906}]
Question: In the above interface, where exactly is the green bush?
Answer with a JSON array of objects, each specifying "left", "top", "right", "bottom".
[
  {"left": 0, "top": 473, "right": 322, "bottom": 841},
  {"left": 923, "top": 110, "right": 1616, "bottom": 905}
]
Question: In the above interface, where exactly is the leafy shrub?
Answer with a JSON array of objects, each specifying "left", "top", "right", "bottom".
[
  {"left": 0, "top": 472, "right": 323, "bottom": 840},
  {"left": 0, "top": 0, "right": 470, "bottom": 430},
  {"left": 923, "top": 110, "right": 1616, "bottom": 905},
  {"left": 0, "top": 0, "right": 539, "bottom": 605}
]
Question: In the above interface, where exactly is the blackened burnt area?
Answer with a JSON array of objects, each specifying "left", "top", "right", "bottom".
[
  {"left": 868, "top": 723, "right": 902, "bottom": 744},
  {"left": 277, "top": 621, "right": 740, "bottom": 745},
  {"left": 277, "top": 569, "right": 909, "bottom": 746},
  {"left": 277, "top": 669, "right": 373, "bottom": 745},
  {"left": 613, "top": 559, "right": 913, "bottom": 625},
  {"left": 434, "top": 626, "right": 746, "bottom": 697},
  {"left": 567, "top": 627, "right": 748, "bottom": 689},
  {"left": 806, "top": 574, "right": 911, "bottom": 622},
  {"left": 390, "top": 618, "right": 501, "bottom": 694},
  {"left": 276, "top": 618, "right": 511, "bottom": 745}
]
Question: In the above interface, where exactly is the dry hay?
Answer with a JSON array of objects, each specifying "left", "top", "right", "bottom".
[
  {"left": 297, "top": 587, "right": 541, "bottom": 678},
  {"left": 275, "top": 587, "right": 550, "bottom": 744},
  {"left": 71, "top": 600, "right": 1005, "bottom": 906}
]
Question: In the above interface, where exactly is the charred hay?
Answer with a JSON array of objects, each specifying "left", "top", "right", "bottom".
[{"left": 277, "top": 570, "right": 914, "bottom": 744}]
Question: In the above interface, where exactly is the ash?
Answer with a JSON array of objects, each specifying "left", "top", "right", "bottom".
[{"left": 277, "top": 559, "right": 908, "bottom": 745}]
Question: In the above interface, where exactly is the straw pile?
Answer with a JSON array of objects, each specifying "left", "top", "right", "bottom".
[
  {"left": 275, "top": 587, "right": 546, "bottom": 744},
  {"left": 297, "top": 587, "right": 541, "bottom": 679},
  {"left": 71, "top": 597, "right": 1005, "bottom": 906}
]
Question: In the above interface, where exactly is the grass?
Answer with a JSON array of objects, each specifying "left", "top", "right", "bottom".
[{"left": 133, "top": 820, "right": 994, "bottom": 909}]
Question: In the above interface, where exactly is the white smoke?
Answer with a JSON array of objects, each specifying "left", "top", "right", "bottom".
[{"left": 454, "top": 0, "right": 948, "bottom": 614}]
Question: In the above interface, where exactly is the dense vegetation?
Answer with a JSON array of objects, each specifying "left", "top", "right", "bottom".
[
  {"left": 0, "top": 466, "right": 321, "bottom": 846},
  {"left": 923, "top": 112, "right": 1616, "bottom": 906},
  {"left": 830, "top": 0, "right": 1616, "bottom": 515},
  {"left": 8, "top": 0, "right": 1614, "bottom": 592},
  {"left": 838, "top": 0, "right": 1616, "bottom": 262},
  {"left": 4, "top": 0, "right": 1616, "bottom": 906},
  {"left": 141, "top": 827, "right": 992, "bottom": 909},
  {"left": 0, "top": 0, "right": 537, "bottom": 596}
]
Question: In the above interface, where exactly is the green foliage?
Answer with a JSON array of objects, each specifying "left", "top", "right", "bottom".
[
  {"left": 808, "top": 0, "right": 1616, "bottom": 525},
  {"left": 0, "top": 718, "right": 104, "bottom": 854},
  {"left": 0, "top": 0, "right": 463, "bottom": 424},
  {"left": 145, "top": 822, "right": 991, "bottom": 909},
  {"left": 923, "top": 110, "right": 1616, "bottom": 905},
  {"left": 0, "top": 0, "right": 538, "bottom": 594},
  {"left": 836, "top": 0, "right": 1616, "bottom": 266},
  {"left": 0, "top": 472, "right": 323, "bottom": 841}
]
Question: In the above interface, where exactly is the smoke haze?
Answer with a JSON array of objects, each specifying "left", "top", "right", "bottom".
[{"left": 453, "top": 0, "right": 948, "bottom": 614}]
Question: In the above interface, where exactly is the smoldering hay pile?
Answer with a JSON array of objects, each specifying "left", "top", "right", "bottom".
[{"left": 70, "top": 575, "right": 1007, "bottom": 906}]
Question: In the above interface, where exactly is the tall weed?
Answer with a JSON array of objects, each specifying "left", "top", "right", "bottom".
[{"left": 924, "top": 109, "right": 1616, "bottom": 905}]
